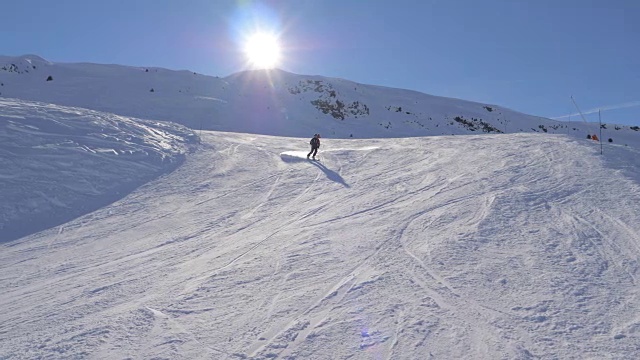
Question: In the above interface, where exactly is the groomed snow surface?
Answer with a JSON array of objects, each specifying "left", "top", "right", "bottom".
[{"left": 2, "top": 128, "right": 640, "bottom": 359}]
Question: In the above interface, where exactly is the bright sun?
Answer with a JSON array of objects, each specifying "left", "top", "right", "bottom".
[{"left": 244, "top": 32, "right": 281, "bottom": 69}]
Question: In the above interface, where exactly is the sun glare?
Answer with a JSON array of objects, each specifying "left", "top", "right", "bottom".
[{"left": 244, "top": 32, "right": 281, "bottom": 69}]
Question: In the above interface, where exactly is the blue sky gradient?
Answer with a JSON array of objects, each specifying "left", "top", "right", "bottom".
[{"left": 1, "top": 0, "right": 638, "bottom": 125}]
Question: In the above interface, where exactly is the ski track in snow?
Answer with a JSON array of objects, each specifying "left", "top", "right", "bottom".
[{"left": 1, "top": 131, "right": 640, "bottom": 359}]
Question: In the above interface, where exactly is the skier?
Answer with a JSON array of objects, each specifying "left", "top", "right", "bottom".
[{"left": 307, "top": 133, "right": 321, "bottom": 160}]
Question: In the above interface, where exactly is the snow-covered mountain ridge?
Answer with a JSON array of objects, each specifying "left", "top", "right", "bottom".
[{"left": 2, "top": 54, "right": 638, "bottom": 142}]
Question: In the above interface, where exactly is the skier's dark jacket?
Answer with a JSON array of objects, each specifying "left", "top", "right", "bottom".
[{"left": 310, "top": 137, "right": 320, "bottom": 148}]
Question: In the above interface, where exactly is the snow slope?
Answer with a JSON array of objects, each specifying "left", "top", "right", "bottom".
[
  {"left": 2, "top": 55, "right": 639, "bottom": 142},
  {"left": 2, "top": 131, "right": 639, "bottom": 359},
  {"left": 2, "top": 54, "right": 640, "bottom": 359},
  {"left": 0, "top": 98, "right": 197, "bottom": 242}
]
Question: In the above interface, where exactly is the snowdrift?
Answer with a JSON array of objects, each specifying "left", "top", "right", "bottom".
[{"left": 0, "top": 98, "right": 197, "bottom": 242}]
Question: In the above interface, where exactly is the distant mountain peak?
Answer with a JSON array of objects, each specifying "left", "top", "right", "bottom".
[{"left": 1, "top": 54, "right": 639, "bottom": 142}]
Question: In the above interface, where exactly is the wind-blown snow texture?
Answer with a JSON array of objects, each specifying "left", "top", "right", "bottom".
[
  {"left": 0, "top": 98, "right": 196, "bottom": 242},
  {"left": 1, "top": 55, "right": 640, "bottom": 359}
]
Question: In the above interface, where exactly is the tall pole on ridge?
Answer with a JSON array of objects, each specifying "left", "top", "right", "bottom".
[{"left": 599, "top": 109, "right": 603, "bottom": 155}]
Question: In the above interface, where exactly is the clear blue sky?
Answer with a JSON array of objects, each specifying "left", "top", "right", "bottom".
[{"left": 2, "top": 0, "right": 639, "bottom": 125}]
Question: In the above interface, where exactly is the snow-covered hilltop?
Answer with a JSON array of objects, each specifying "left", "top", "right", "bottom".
[{"left": 2, "top": 54, "right": 638, "bottom": 141}]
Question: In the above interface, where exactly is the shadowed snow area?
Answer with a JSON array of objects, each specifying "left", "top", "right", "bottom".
[
  {"left": 0, "top": 98, "right": 197, "bottom": 242},
  {"left": 1, "top": 131, "right": 639, "bottom": 359}
]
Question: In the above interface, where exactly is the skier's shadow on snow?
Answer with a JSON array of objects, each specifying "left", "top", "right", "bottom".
[
  {"left": 310, "top": 160, "right": 350, "bottom": 188},
  {"left": 280, "top": 153, "right": 350, "bottom": 188}
]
